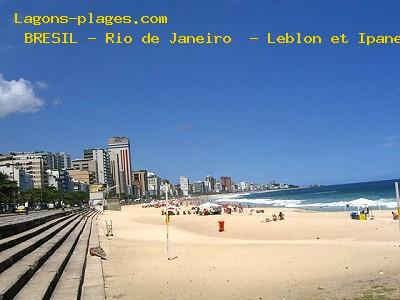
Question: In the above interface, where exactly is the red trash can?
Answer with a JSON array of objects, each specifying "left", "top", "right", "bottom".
[{"left": 218, "top": 220, "right": 225, "bottom": 232}]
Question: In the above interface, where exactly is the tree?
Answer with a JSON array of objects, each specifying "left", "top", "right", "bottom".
[
  {"left": 19, "top": 185, "right": 90, "bottom": 207},
  {"left": 0, "top": 173, "right": 18, "bottom": 204}
]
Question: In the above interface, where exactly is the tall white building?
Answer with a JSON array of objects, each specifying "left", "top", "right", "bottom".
[
  {"left": 240, "top": 181, "right": 250, "bottom": 191},
  {"left": 147, "top": 172, "right": 160, "bottom": 197},
  {"left": 205, "top": 176, "right": 216, "bottom": 193},
  {"left": 180, "top": 176, "right": 190, "bottom": 196},
  {"left": 108, "top": 151, "right": 126, "bottom": 196},
  {"left": 108, "top": 137, "right": 133, "bottom": 195},
  {"left": 84, "top": 148, "right": 113, "bottom": 187}
]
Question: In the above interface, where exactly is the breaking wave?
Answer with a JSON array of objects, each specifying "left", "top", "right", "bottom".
[{"left": 215, "top": 196, "right": 397, "bottom": 209}]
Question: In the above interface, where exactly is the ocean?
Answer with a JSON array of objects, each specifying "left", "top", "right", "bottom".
[{"left": 213, "top": 179, "right": 400, "bottom": 211}]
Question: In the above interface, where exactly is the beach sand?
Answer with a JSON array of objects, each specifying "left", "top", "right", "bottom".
[{"left": 97, "top": 205, "right": 400, "bottom": 300}]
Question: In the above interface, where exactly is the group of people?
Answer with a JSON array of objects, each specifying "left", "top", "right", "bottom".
[
  {"left": 223, "top": 204, "right": 244, "bottom": 214},
  {"left": 268, "top": 212, "right": 285, "bottom": 222}
]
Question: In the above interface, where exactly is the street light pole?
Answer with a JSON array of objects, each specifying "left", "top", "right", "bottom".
[
  {"left": 165, "top": 184, "right": 170, "bottom": 260},
  {"left": 395, "top": 182, "right": 400, "bottom": 242}
]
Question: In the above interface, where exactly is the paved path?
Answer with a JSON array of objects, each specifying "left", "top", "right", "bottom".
[
  {"left": 0, "top": 210, "right": 59, "bottom": 226},
  {"left": 0, "top": 209, "right": 72, "bottom": 227}
]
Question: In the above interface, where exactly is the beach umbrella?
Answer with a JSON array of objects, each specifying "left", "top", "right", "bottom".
[{"left": 349, "top": 198, "right": 378, "bottom": 210}]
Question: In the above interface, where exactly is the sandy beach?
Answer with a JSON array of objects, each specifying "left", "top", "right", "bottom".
[{"left": 97, "top": 205, "right": 400, "bottom": 300}]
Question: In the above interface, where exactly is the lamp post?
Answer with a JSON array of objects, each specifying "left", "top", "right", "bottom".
[
  {"left": 395, "top": 182, "right": 400, "bottom": 241},
  {"left": 165, "top": 184, "right": 170, "bottom": 260}
]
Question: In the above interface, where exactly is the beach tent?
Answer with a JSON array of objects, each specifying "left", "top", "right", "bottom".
[{"left": 348, "top": 198, "right": 381, "bottom": 211}]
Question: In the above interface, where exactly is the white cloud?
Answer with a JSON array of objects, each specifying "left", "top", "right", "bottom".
[
  {"left": 0, "top": 74, "right": 44, "bottom": 118},
  {"left": 383, "top": 135, "right": 400, "bottom": 148},
  {"left": 35, "top": 81, "right": 48, "bottom": 90}
]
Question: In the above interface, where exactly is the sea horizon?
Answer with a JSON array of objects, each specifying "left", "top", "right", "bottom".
[{"left": 212, "top": 178, "right": 400, "bottom": 211}]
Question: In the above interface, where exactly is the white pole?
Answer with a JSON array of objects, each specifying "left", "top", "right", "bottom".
[
  {"left": 165, "top": 184, "right": 170, "bottom": 260},
  {"left": 395, "top": 182, "right": 400, "bottom": 240}
]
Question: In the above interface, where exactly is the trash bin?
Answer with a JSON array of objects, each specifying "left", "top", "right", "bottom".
[{"left": 218, "top": 220, "right": 225, "bottom": 232}]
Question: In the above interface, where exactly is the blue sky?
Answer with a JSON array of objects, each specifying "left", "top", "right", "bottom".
[{"left": 0, "top": 0, "right": 399, "bottom": 185}]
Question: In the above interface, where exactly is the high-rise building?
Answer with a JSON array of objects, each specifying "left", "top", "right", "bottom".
[
  {"left": 108, "top": 137, "right": 132, "bottom": 195},
  {"left": 147, "top": 172, "right": 160, "bottom": 197},
  {"left": 180, "top": 176, "right": 190, "bottom": 196},
  {"left": 0, "top": 152, "right": 51, "bottom": 188},
  {"left": 70, "top": 159, "right": 97, "bottom": 184},
  {"left": 214, "top": 181, "right": 223, "bottom": 193},
  {"left": 132, "top": 170, "right": 148, "bottom": 197},
  {"left": 205, "top": 175, "right": 216, "bottom": 192},
  {"left": 51, "top": 152, "right": 71, "bottom": 170},
  {"left": 240, "top": 181, "right": 250, "bottom": 191},
  {"left": 160, "top": 179, "right": 173, "bottom": 197},
  {"left": 84, "top": 148, "right": 113, "bottom": 188},
  {"left": 108, "top": 151, "right": 125, "bottom": 196},
  {"left": 192, "top": 181, "right": 205, "bottom": 194},
  {"left": 220, "top": 176, "right": 232, "bottom": 192}
]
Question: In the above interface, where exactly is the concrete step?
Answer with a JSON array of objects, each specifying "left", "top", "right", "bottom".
[
  {"left": 0, "top": 214, "right": 73, "bottom": 252},
  {"left": 51, "top": 212, "right": 98, "bottom": 300},
  {"left": 0, "top": 210, "right": 77, "bottom": 240},
  {"left": 0, "top": 215, "right": 84, "bottom": 300},
  {"left": 14, "top": 214, "right": 96, "bottom": 300},
  {"left": 81, "top": 214, "right": 106, "bottom": 300},
  {"left": 0, "top": 213, "right": 80, "bottom": 275}
]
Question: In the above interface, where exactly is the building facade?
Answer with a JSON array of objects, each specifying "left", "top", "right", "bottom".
[
  {"left": 84, "top": 148, "right": 113, "bottom": 187},
  {"left": 205, "top": 176, "right": 216, "bottom": 193},
  {"left": 47, "top": 169, "right": 73, "bottom": 192},
  {"left": 70, "top": 159, "right": 97, "bottom": 184},
  {"left": 220, "top": 176, "right": 232, "bottom": 192},
  {"left": 147, "top": 172, "right": 160, "bottom": 197},
  {"left": 67, "top": 169, "right": 91, "bottom": 185},
  {"left": 51, "top": 152, "right": 71, "bottom": 170},
  {"left": 0, "top": 166, "right": 34, "bottom": 191},
  {"left": 180, "top": 176, "right": 190, "bottom": 196},
  {"left": 108, "top": 137, "right": 133, "bottom": 196},
  {"left": 192, "top": 181, "right": 205, "bottom": 194},
  {"left": 132, "top": 170, "right": 148, "bottom": 198},
  {"left": 0, "top": 152, "right": 51, "bottom": 188}
]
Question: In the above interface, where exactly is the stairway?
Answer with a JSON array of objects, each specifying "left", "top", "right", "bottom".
[{"left": 0, "top": 209, "right": 105, "bottom": 300}]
